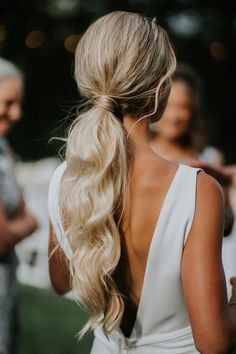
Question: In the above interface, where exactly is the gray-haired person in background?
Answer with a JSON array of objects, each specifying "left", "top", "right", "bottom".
[{"left": 0, "top": 58, "right": 38, "bottom": 354}]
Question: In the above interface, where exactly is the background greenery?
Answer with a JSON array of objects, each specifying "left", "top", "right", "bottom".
[
  {"left": 19, "top": 285, "right": 94, "bottom": 354},
  {"left": 0, "top": 0, "right": 235, "bottom": 162}
]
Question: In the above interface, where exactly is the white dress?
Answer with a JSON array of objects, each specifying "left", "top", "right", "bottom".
[{"left": 48, "top": 161, "right": 201, "bottom": 354}]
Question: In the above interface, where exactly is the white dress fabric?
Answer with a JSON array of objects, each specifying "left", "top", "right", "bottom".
[{"left": 48, "top": 161, "right": 201, "bottom": 354}]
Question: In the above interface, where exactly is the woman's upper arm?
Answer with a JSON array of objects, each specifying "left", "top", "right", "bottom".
[
  {"left": 182, "top": 172, "right": 233, "bottom": 354},
  {"left": 48, "top": 222, "right": 71, "bottom": 294}
]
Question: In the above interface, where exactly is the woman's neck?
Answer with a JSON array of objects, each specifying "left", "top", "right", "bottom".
[{"left": 123, "top": 115, "right": 151, "bottom": 156}]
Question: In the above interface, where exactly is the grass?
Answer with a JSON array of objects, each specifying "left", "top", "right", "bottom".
[
  {"left": 19, "top": 284, "right": 236, "bottom": 354},
  {"left": 19, "top": 285, "right": 94, "bottom": 354}
]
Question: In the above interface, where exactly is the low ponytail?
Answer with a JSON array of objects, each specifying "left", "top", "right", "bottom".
[
  {"left": 59, "top": 11, "right": 176, "bottom": 337},
  {"left": 60, "top": 103, "right": 128, "bottom": 336}
]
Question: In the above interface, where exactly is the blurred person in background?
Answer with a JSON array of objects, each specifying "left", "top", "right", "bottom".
[
  {"left": 150, "top": 64, "right": 234, "bottom": 237},
  {"left": 149, "top": 64, "right": 223, "bottom": 164},
  {"left": 0, "top": 58, "right": 38, "bottom": 354},
  {"left": 48, "top": 12, "right": 236, "bottom": 354}
]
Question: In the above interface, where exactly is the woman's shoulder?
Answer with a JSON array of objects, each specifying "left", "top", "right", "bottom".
[
  {"left": 196, "top": 170, "right": 223, "bottom": 201},
  {"left": 189, "top": 171, "right": 224, "bottom": 242}
]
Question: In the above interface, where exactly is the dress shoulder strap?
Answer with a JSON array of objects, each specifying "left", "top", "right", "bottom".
[
  {"left": 48, "top": 161, "right": 73, "bottom": 259},
  {"left": 133, "top": 164, "right": 203, "bottom": 336},
  {"left": 180, "top": 164, "right": 203, "bottom": 244}
]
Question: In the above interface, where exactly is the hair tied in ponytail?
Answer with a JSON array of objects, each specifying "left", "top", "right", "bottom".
[
  {"left": 61, "top": 11, "right": 176, "bottom": 337},
  {"left": 94, "top": 95, "right": 123, "bottom": 122}
]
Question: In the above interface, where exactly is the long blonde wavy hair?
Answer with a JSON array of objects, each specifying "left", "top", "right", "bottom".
[{"left": 59, "top": 11, "right": 176, "bottom": 337}]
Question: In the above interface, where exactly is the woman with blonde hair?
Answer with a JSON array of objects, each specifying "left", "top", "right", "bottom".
[{"left": 48, "top": 11, "right": 236, "bottom": 353}]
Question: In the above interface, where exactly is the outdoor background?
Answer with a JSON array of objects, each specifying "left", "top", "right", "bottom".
[
  {"left": 1, "top": 0, "right": 236, "bottom": 162},
  {"left": 0, "top": 0, "right": 236, "bottom": 354}
]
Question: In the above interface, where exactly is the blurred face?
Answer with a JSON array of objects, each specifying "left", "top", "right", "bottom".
[
  {"left": 0, "top": 77, "right": 23, "bottom": 136},
  {"left": 155, "top": 81, "right": 192, "bottom": 140}
]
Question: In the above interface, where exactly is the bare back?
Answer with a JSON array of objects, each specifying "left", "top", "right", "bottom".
[
  {"left": 122, "top": 154, "right": 179, "bottom": 307},
  {"left": 116, "top": 153, "right": 180, "bottom": 336}
]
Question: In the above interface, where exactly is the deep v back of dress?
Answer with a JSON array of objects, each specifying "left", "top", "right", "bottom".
[
  {"left": 48, "top": 162, "right": 201, "bottom": 353},
  {"left": 119, "top": 163, "right": 182, "bottom": 338}
]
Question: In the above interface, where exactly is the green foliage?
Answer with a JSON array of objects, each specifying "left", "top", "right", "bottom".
[
  {"left": 0, "top": 0, "right": 236, "bottom": 161},
  {"left": 19, "top": 285, "right": 93, "bottom": 354}
]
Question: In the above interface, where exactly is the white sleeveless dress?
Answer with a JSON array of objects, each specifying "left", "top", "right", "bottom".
[{"left": 48, "top": 161, "right": 201, "bottom": 354}]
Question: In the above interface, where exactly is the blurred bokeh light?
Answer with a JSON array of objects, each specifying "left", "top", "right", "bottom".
[
  {"left": 25, "top": 30, "right": 45, "bottom": 48},
  {"left": 210, "top": 42, "right": 228, "bottom": 61},
  {"left": 167, "top": 10, "right": 202, "bottom": 38},
  {"left": 64, "top": 34, "right": 80, "bottom": 53}
]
